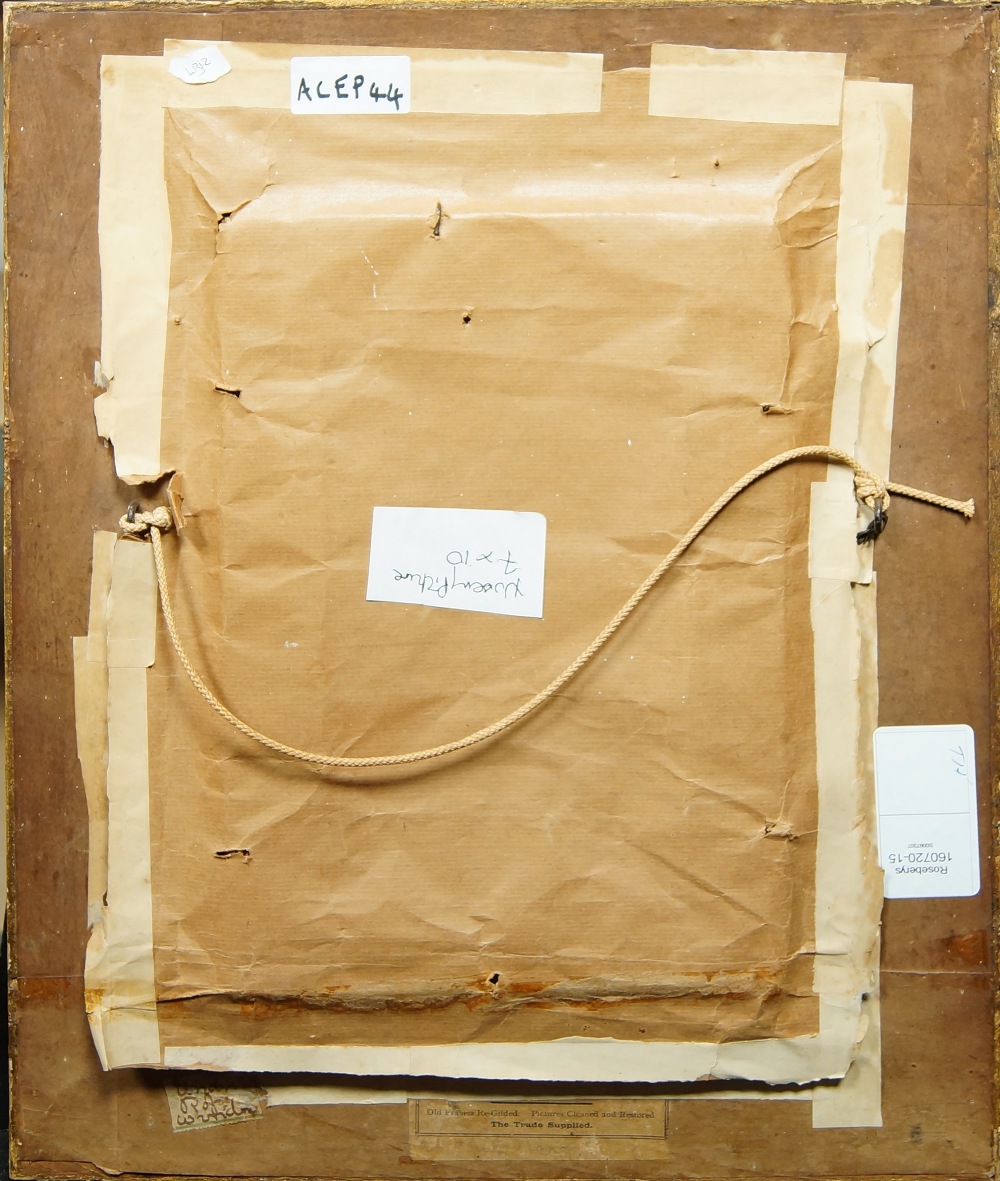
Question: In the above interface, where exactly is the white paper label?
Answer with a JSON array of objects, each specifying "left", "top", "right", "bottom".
[
  {"left": 168, "top": 44, "right": 231, "bottom": 86},
  {"left": 367, "top": 508, "right": 546, "bottom": 618},
  {"left": 291, "top": 56, "right": 411, "bottom": 114},
  {"left": 873, "top": 725, "right": 979, "bottom": 899}
]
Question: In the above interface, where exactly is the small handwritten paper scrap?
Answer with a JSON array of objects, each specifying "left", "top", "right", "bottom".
[
  {"left": 165, "top": 1085, "right": 267, "bottom": 1132},
  {"left": 291, "top": 56, "right": 411, "bottom": 114},
  {"left": 367, "top": 507, "right": 546, "bottom": 618},
  {"left": 873, "top": 724, "right": 980, "bottom": 899},
  {"left": 168, "top": 44, "right": 231, "bottom": 85}
]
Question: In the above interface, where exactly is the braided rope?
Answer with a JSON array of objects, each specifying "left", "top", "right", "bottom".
[{"left": 121, "top": 445, "right": 973, "bottom": 771}]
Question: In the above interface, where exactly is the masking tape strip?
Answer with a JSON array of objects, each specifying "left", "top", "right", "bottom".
[
  {"left": 648, "top": 44, "right": 845, "bottom": 126},
  {"left": 836, "top": 80, "right": 913, "bottom": 585},
  {"left": 75, "top": 531, "right": 117, "bottom": 1068},
  {"left": 813, "top": 982, "right": 882, "bottom": 1128},
  {"left": 810, "top": 568, "right": 879, "bottom": 1085},
  {"left": 813, "top": 571, "right": 883, "bottom": 1128},
  {"left": 809, "top": 482, "right": 861, "bottom": 582},
  {"left": 83, "top": 537, "right": 161, "bottom": 1069},
  {"left": 96, "top": 58, "right": 170, "bottom": 485},
  {"left": 74, "top": 531, "right": 116, "bottom": 925},
  {"left": 805, "top": 78, "right": 913, "bottom": 1128},
  {"left": 164, "top": 40, "right": 604, "bottom": 115}
]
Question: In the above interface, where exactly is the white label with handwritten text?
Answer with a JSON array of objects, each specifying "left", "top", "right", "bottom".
[
  {"left": 367, "top": 508, "right": 545, "bottom": 618},
  {"left": 874, "top": 725, "right": 979, "bottom": 898},
  {"left": 291, "top": 56, "right": 411, "bottom": 114},
  {"left": 168, "top": 44, "right": 232, "bottom": 85}
]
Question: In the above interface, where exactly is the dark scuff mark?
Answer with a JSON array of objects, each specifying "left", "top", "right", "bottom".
[{"left": 215, "top": 848, "right": 252, "bottom": 862}]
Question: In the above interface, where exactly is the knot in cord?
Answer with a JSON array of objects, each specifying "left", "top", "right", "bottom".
[
  {"left": 119, "top": 503, "right": 174, "bottom": 538},
  {"left": 853, "top": 468, "right": 889, "bottom": 513}
]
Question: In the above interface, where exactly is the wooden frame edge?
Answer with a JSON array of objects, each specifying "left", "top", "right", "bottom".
[
  {"left": 4, "top": 2, "right": 20, "bottom": 1176},
  {"left": 988, "top": 8, "right": 1000, "bottom": 1177},
  {"left": 0, "top": 0, "right": 992, "bottom": 13}
]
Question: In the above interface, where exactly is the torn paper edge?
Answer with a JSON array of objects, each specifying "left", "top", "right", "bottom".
[
  {"left": 261, "top": 1083, "right": 810, "bottom": 1108},
  {"left": 82, "top": 537, "right": 161, "bottom": 1069},
  {"left": 74, "top": 531, "right": 115, "bottom": 929},
  {"left": 87, "top": 50, "right": 902, "bottom": 1094},
  {"left": 649, "top": 44, "right": 845, "bottom": 126},
  {"left": 804, "top": 78, "right": 914, "bottom": 1129},
  {"left": 162, "top": 1007, "right": 862, "bottom": 1082}
]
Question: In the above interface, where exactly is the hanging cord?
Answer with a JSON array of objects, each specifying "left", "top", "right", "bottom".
[{"left": 119, "top": 445, "right": 974, "bottom": 771}]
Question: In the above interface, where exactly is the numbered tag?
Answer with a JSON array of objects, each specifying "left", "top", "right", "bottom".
[
  {"left": 873, "top": 725, "right": 980, "bottom": 898},
  {"left": 168, "top": 44, "right": 231, "bottom": 86},
  {"left": 291, "top": 56, "right": 410, "bottom": 114}
]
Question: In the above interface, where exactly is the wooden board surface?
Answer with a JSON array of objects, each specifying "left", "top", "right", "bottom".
[{"left": 4, "top": 3, "right": 995, "bottom": 1178}]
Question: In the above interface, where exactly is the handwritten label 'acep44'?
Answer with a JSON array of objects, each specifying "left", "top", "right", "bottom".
[
  {"left": 367, "top": 507, "right": 546, "bottom": 619},
  {"left": 291, "top": 56, "right": 411, "bottom": 114}
]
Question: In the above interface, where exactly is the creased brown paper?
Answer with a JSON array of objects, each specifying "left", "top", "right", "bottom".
[
  {"left": 153, "top": 67, "right": 836, "bottom": 1046},
  {"left": 94, "top": 44, "right": 605, "bottom": 483}
]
